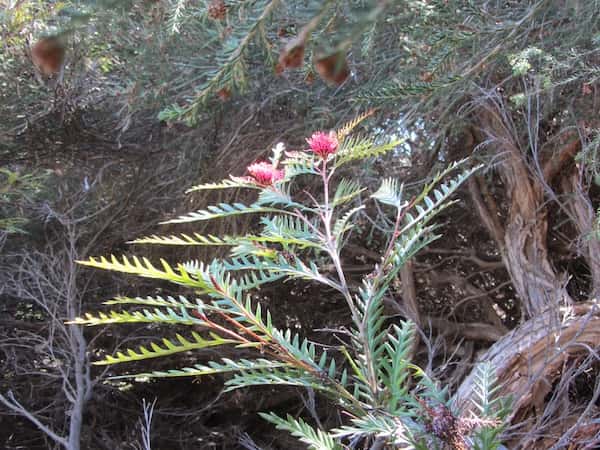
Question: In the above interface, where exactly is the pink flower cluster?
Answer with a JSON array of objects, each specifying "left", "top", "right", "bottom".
[
  {"left": 306, "top": 131, "right": 338, "bottom": 159},
  {"left": 246, "top": 161, "right": 284, "bottom": 186},
  {"left": 238, "top": 130, "right": 339, "bottom": 186}
]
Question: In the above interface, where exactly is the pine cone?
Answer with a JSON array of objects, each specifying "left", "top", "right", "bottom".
[
  {"left": 208, "top": 0, "right": 227, "bottom": 20},
  {"left": 32, "top": 36, "right": 65, "bottom": 75},
  {"left": 314, "top": 51, "right": 350, "bottom": 86}
]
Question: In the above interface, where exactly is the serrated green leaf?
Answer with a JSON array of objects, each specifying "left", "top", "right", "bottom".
[
  {"left": 260, "top": 412, "right": 340, "bottom": 450},
  {"left": 95, "top": 332, "right": 239, "bottom": 365},
  {"left": 115, "top": 358, "right": 291, "bottom": 379}
]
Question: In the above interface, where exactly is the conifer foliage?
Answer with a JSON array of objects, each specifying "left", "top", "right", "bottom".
[{"left": 74, "top": 115, "right": 507, "bottom": 448}]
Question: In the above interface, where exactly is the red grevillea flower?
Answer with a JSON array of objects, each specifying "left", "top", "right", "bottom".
[
  {"left": 306, "top": 131, "right": 339, "bottom": 158},
  {"left": 246, "top": 161, "right": 285, "bottom": 186}
]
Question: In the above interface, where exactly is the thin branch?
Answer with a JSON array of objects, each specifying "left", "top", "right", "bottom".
[
  {"left": 0, "top": 392, "right": 68, "bottom": 448},
  {"left": 467, "top": 176, "right": 505, "bottom": 250}
]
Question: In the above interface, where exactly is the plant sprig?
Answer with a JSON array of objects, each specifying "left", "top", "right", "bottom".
[{"left": 76, "top": 113, "right": 508, "bottom": 448}]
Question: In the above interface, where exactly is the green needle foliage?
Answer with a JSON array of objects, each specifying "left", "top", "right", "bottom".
[
  {"left": 74, "top": 115, "right": 508, "bottom": 448},
  {"left": 0, "top": 168, "right": 48, "bottom": 234}
]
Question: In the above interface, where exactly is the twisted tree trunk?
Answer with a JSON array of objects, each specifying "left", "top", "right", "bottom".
[
  {"left": 500, "top": 151, "right": 571, "bottom": 317},
  {"left": 468, "top": 104, "right": 572, "bottom": 318}
]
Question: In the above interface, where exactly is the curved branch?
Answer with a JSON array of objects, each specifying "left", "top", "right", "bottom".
[{"left": 542, "top": 138, "right": 581, "bottom": 184}]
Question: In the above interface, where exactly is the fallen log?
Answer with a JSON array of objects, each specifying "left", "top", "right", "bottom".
[{"left": 454, "top": 302, "right": 600, "bottom": 449}]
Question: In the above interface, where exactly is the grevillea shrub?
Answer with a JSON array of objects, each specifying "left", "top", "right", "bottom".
[{"left": 74, "top": 115, "right": 510, "bottom": 449}]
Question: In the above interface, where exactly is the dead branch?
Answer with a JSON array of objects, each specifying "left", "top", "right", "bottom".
[
  {"left": 425, "top": 316, "right": 506, "bottom": 342},
  {"left": 0, "top": 391, "right": 69, "bottom": 448},
  {"left": 428, "top": 269, "right": 507, "bottom": 332},
  {"left": 400, "top": 260, "right": 420, "bottom": 326},
  {"left": 421, "top": 247, "right": 505, "bottom": 271},
  {"left": 467, "top": 176, "right": 505, "bottom": 250},
  {"left": 560, "top": 171, "right": 600, "bottom": 298}
]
